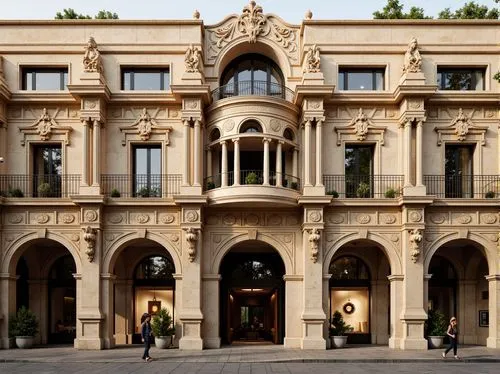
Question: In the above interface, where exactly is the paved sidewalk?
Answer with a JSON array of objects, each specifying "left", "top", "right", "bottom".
[{"left": 1, "top": 344, "right": 500, "bottom": 363}]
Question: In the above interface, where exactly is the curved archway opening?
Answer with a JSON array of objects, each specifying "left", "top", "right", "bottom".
[
  {"left": 328, "top": 240, "right": 391, "bottom": 345},
  {"left": 219, "top": 241, "right": 285, "bottom": 345}
]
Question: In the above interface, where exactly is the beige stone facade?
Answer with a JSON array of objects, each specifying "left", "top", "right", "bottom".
[{"left": 0, "top": 2, "right": 499, "bottom": 351}]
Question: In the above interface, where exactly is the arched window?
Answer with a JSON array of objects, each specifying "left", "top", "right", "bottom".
[
  {"left": 329, "top": 256, "right": 370, "bottom": 281},
  {"left": 219, "top": 54, "right": 284, "bottom": 98},
  {"left": 210, "top": 128, "right": 221, "bottom": 142},
  {"left": 283, "top": 128, "right": 294, "bottom": 141},
  {"left": 240, "top": 120, "right": 263, "bottom": 134}
]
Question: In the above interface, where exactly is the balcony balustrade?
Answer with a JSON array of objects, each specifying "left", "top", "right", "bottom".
[
  {"left": 323, "top": 175, "right": 404, "bottom": 198},
  {"left": 204, "top": 170, "right": 300, "bottom": 191},
  {"left": 101, "top": 174, "right": 181, "bottom": 198},
  {"left": 0, "top": 174, "right": 80, "bottom": 198},
  {"left": 424, "top": 175, "right": 500, "bottom": 199},
  {"left": 211, "top": 80, "right": 294, "bottom": 103}
]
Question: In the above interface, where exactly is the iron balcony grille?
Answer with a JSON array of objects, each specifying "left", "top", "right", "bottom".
[
  {"left": 212, "top": 80, "right": 294, "bottom": 103},
  {"left": 101, "top": 174, "right": 182, "bottom": 198},
  {"left": 323, "top": 175, "right": 404, "bottom": 198},
  {"left": 424, "top": 175, "right": 500, "bottom": 198},
  {"left": 0, "top": 174, "right": 80, "bottom": 198},
  {"left": 204, "top": 170, "right": 300, "bottom": 191}
]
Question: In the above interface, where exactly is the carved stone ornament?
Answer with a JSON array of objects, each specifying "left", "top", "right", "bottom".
[
  {"left": 83, "top": 37, "right": 103, "bottom": 73},
  {"left": 184, "top": 44, "right": 202, "bottom": 73},
  {"left": 409, "top": 229, "right": 423, "bottom": 263},
  {"left": 120, "top": 108, "right": 172, "bottom": 145},
  {"left": 303, "top": 44, "right": 321, "bottom": 73},
  {"left": 334, "top": 108, "right": 386, "bottom": 146},
  {"left": 205, "top": 1, "right": 298, "bottom": 62},
  {"left": 193, "top": 9, "right": 200, "bottom": 19},
  {"left": 133, "top": 108, "right": 157, "bottom": 141},
  {"left": 434, "top": 108, "right": 487, "bottom": 146},
  {"left": 403, "top": 37, "right": 422, "bottom": 74},
  {"left": 308, "top": 228, "right": 321, "bottom": 263},
  {"left": 351, "top": 108, "right": 371, "bottom": 141},
  {"left": 184, "top": 227, "right": 199, "bottom": 262},
  {"left": 19, "top": 108, "right": 72, "bottom": 146},
  {"left": 83, "top": 226, "right": 98, "bottom": 262},
  {"left": 31, "top": 108, "right": 56, "bottom": 141}
]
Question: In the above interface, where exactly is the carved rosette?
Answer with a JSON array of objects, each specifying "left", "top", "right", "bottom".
[
  {"left": 308, "top": 228, "right": 321, "bottom": 263},
  {"left": 408, "top": 229, "right": 423, "bottom": 263},
  {"left": 184, "top": 227, "right": 200, "bottom": 262},
  {"left": 308, "top": 210, "right": 322, "bottom": 223},
  {"left": 82, "top": 226, "right": 98, "bottom": 262}
]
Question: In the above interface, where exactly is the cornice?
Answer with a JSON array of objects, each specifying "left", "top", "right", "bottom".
[
  {"left": 67, "top": 84, "right": 111, "bottom": 102},
  {"left": 110, "top": 91, "right": 176, "bottom": 104},
  {"left": 428, "top": 91, "right": 500, "bottom": 104},
  {"left": 10, "top": 91, "right": 77, "bottom": 104},
  {"left": 171, "top": 84, "right": 212, "bottom": 105},
  {"left": 0, "top": 20, "right": 203, "bottom": 26},
  {"left": 294, "top": 85, "right": 335, "bottom": 107}
]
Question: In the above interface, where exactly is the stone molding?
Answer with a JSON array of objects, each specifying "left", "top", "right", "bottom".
[{"left": 434, "top": 108, "right": 487, "bottom": 146}]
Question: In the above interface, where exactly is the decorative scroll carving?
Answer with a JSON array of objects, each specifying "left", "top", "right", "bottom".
[
  {"left": 334, "top": 108, "right": 386, "bottom": 146},
  {"left": 83, "top": 37, "right": 103, "bottom": 73},
  {"left": 403, "top": 37, "right": 422, "bottom": 74},
  {"left": 434, "top": 108, "right": 487, "bottom": 146},
  {"left": 409, "top": 229, "right": 422, "bottom": 263},
  {"left": 19, "top": 108, "right": 72, "bottom": 146},
  {"left": 83, "top": 226, "right": 97, "bottom": 262},
  {"left": 308, "top": 228, "right": 321, "bottom": 263},
  {"left": 184, "top": 227, "right": 199, "bottom": 262},
  {"left": 120, "top": 108, "right": 172, "bottom": 145},
  {"left": 185, "top": 44, "right": 202, "bottom": 73},
  {"left": 303, "top": 44, "right": 320, "bottom": 73},
  {"left": 206, "top": 1, "right": 298, "bottom": 62}
]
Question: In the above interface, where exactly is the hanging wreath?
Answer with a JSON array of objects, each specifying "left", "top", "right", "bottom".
[{"left": 343, "top": 302, "right": 355, "bottom": 314}]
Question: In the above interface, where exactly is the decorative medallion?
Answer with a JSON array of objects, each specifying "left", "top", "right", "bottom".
[
  {"left": 382, "top": 214, "right": 396, "bottom": 224},
  {"left": 457, "top": 214, "right": 472, "bottom": 224},
  {"left": 223, "top": 119, "right": 235, "bottom": 132},
  {"left": 268, "top": 214, "right": 282, "bottom": 225},
  {"left": 8, "top": 214, "right": 23, "bottom": 224},
  {"left": 84, "top": 99, "right": 97, "bottom": 109},
  {"left": 185, "top": 210, "right": 199, "bottom": 223},
  {"left": 61, "top": 213, "right": 75, "bottom": 224},
  {"left": 309, "top": 100, "right": 321, "bottom": 109},
  {"left": 70, "top": 234, "right": 80, "bottom": 242},
  {"left": 309, "top": 210, "right": 322, "bottom": 223},
  {"left": 390, "top": 234, "right": 399, "bottom": 242},
  {"left": 136, "top": 214, "right": 150, "bottom": 224},
  {"left": 85, "top": 210, "right": 98, "bottom": 222},
  {"left": 329, "top": 214, "right": 344, "bottom": 224},
  {"left": 108, "top": 214, "right": 123, "bottom": 224},
  {"left": 430, "top": 214, "right": 446, "bottom": 224},
  {"left": 170, "top": 110, "right": 179, "bottom": 118},
  {"left": 213, "top": 234, "right": 222, "bottom": 243},
  {"left": 187, "top": 100, "right": 198, "bottom": 109},
  {"left": 36, "top": 214, "right": 50, "bottom": 224},
  {"left": 269, "top": 118, "right": 282, "bottom": 132},
  {"left": 482, "top": 214, "right": 497, "bottom": 224},
  {"left": 161, "top": 214, "right": 175, "bottom": 224},
  {"left": 245, "top": 214, "right": 259, "bottom": 226},
  {"left": 169, "top": 234, "right": 180, "bottom": 243},
  {"left": 356, "top": 214, "right": 371, "bottom": 224},
  {"left": 223, "top": 214, "right": 237, "bottom": 225},
  {"left": 409, "top": 210, "right": 422, "bottom": 223},
  {"left": 283, "top": 234, "right": 292, "bottom": 243}
]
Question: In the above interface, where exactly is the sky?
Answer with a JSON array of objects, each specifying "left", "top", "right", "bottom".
[{"left": 0, "top": 0, "right": 498, "bottom": 23}]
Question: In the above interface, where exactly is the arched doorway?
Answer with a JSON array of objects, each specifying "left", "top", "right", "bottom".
[
  {"left": 219, "top": 242, "right": 285, "bottom": 345},
  {"left": 428, "top": 256, "right": 457, "bottom": 320}
]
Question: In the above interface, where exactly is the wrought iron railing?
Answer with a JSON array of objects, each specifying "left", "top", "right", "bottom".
[
  {"left": 323, "top": 175, "right": 404, "bottom": 198},
  {"left": 204, "top": 170, "right": 300, "bottom": 191},
  {"left": 0, "top": 174, "right": 80, "bottom": 198},
  {"left": 101, "top": 174, "right": 182, "bottom": 198},
  {"left": 211, "top": 80, "right": 295, "bottom": 103},
  {"left": 424, "top": 175, "right": 500, "bottom": 198}
]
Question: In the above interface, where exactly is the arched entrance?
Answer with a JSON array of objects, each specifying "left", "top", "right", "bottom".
[
  {"left": 428, "top": 256, "right": 457, "bottom": 320},
  {"left": 328, "top": 240, "right": 391, "bottom": 345},
  {"left": 219, "top": 242, "right": 285, "bottom": 345}
]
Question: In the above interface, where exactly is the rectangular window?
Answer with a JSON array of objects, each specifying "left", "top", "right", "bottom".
[
  {"left": 122, "top": 68, "right": 170, "bottom": 90},
  {"left": 33, "top": 144, "right": 62, "bottom": 197},
  {"left": 437, "top": 68, "right": 485, "bottom": 91},
  {"left": 338, "top": 68, "right": 384, "bottom": 91},
  {"left": 133, "top": 145, "right": 161, "bottom": 197},
  {"left": 22, "top": 68, "right": 68, "bottom": 90},
  {"left": 345, "top": 145, "right": 374, "bottom": 198},
  {"left": 445, "top": 145, "right": 474, "bottom": 198}
]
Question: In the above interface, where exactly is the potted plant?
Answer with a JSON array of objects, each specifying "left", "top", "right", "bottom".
[
  {"left": 427, "top": 309, "right": 447, "bottom": 349},
  {"left": 37, "top": 182, "right": 52, "bottom": 197},
  {"left": 8, "top": 187, "right": 24, "bottom": 198},
  {"left": 10, "top": 306, "right": 39, "bottom": 349},
  {"left": 327, "top": 190, "right": 339, "bottom": 198},
  {"left": 151, "top": 308, "right": 175, "bottom": 349},
  {"left": 137, "top": 186, "right": 151, "bottom": 197},
  {"left": 245, "top": 172, "right": 259, "bottom": 185},
  {"left": 485, "top": 191, "right": 495, "bottom": 198},
  {"left": 329, "top": 310, "right": 352, "bottom": 348},
  {"left": 206, "top": 181, "right": 216, "bottom": 190},
  {"left": 385, "top": 188, "right": 397, "bottom": 198},
  {"left": 356, "top": 182, "right": 371, "bottom": 198},
  {"left": 110, "top": 188, "right": 121, "bottom": 198},
  {"left": 290, "top": 182, "right": 298, "bottom": 190}
]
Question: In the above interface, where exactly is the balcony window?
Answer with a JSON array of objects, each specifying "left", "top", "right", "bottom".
[
  {"left": 445, "top": 145, "right": 473, "bottom": 198},
  {"left": 338, "top": 68, "right": 384, "bottom": 91},
  {"left": 133, "top": 145, "right": 161, "bottom": 197},
  {"left": 437, "top": 68, "right": 485, "bottom": 91},
  {"left": 22, "top": 68, "right": 68, "bottom": 90},
  {"left": 33, "top": 144, "right": 62, "bottom": 197},
  {"left": 122, "top": 68, "right": 170, "bottom": 90},
  {"left": 345, "top": 145, "right": 374, "bottom": 198}
]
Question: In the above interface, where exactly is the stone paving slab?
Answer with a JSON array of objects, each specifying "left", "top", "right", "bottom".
[{"left": 0, "top": 344, "right": 499, "bottom": 364}]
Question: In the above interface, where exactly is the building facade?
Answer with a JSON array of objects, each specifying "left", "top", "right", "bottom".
[{"left": 0, "top": 2, "right": 499, "bottom": 351}]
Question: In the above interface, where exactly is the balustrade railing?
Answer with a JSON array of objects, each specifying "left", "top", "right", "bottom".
[
  {"left": 211, "top": 80, "right": 294, "bottom": 103},
  {"left": 0, "top": 174, "right": 80, "bottom": 198},
  {"left": 101, "top": 174, "right": 181, "bottom": 198},
  {"left": 204, "top": 170, "right": 300, "bottom": 191},
  {"left": 424, "top": 175, "right": 500, "bottom": 198},
  {"left": 323, "top": 175, "right": 404, "bottom": 198}
]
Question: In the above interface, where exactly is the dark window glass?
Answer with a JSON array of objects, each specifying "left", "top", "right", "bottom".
[
  {"left": 231, "top": 260, "right": 275, "bottom": 281},
  {"left": 345, "top": 145, "right": 373, "bottom": 198},
  {"left": 240, "top": 120, "right": 263, "bottom": 134},
  {"left": 437, "top": 68, "right": 484, "bottom": 91},
  {"left": 329, "top": 256, "right": 370, "bottom": 280},
  {"left": 33, "top": 144, "right": 62, "bottom": 197},
  {"left": 22, "top": 68, "right": 68, "bottom": 90},
  {"left": 445, "top": 145, "right": 474, "bottom": 198},
  {"left": 135, "top": 256, "right": 175, "bottom": 280},
  {"left": 133, "top": 145, "right": 161, "bottom": 197},
  {"left": 122, "top": 68, "right": 170, "bottom": 90},
  {"left": 338, "top": 68, "right": 384, "bottom": 90}
]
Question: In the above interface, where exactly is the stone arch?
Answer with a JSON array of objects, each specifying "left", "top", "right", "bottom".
[
  {"left": 214, "top": 38, "right": 292, "bottom": 83},
  {"left": 323, "top": 232, "right": 401, "bottom": 275},
  {"left": 103, "top": 231, "right": 181, "bottom": 275},
  {"left": 428, "top": 254, "right": 465, "bottom": 280},
  {"left": 424, "top": 233, "right": 494, "bottom": 275},
  {"left": 126, "top": 249, "right": 177, "bottom": 280},
  {"left": 237, "top": 117, "right": 266, "bottom": 134},
  {"left": 211, "top": 232, "right": 293, "bottom": 274},
  {"left": 1, "top": 231, "right": 82, "bottom": 274}
]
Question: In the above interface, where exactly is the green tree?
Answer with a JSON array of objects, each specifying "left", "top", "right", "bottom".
[
  {"left": 438, "top": 1, "right": 499, "bottom": 19},
  {"left": 55, "top": 8, "right": 119, "bottom": 20},
  {"left": 373, "top": 0, "right": 432, "bottom": 19}
]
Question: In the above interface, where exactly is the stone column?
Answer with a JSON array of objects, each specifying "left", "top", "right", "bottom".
[
  {"left": 202, "top": 274, "right": 221, "bottom": 348},
  {"left": 315, "top": 120, "right": 323, "bottom": 187},
  {"left": 233, "top": 139, "right": 240, "bottom": 186},
  {"left": 415, "top": 121, "right": 423, "bottom": 186},
  {"left": 91, "top": 120, "right": 101, "bottom": 187},
  {"left": 193, "top": 120, "right": 201, "bottom": 187},
  {"left": 182, "top": 120, "right": 191, "bottom": 186},
  {"left": 301, "top": 228, "right": 326, "bottom": 349},
  {"left": 205, "top": 146, "right": 212, "bottom": 181},
  {"left": 388, "top": 275, "right": 404, "bottom": 349},
  {"left": 398, "top": 123, "right": 404, "bottom": 177},
  {"left": 221, "top": 141, "right": 228, "bottom": 187},
  {"left": 0, "top": 274, "right": 16, "bottom": 349},
  {"left": 461, "top": 280, "right": 477, "bottom": 344},
  {"left": 293, "top": 147, "right": 299, "bottom": 183},
  {"left": 101, "top": 273, "right": 116, "bottom": 349},
  {"left": 283, "top": 275, "right": 303, "bottom": 348},
  {"left": 81, "top": 119, "right": 90, "bottom": 186},
  {"left": 263, "top": 138, "right": 271, "bottom": 185},
  {"left": 403, "top": 120, "right": 412, "bottom": 188},
  {"left": 322, "top": 275, "right": 332, "bottom": 348},
  {"left": 113, "top": 279, "right": 131, "bottom": 344},
  {"left": 486, "top": 275, "right": 500, "bottom": 348},
  {"left": 276, "top": 141, "right": 283, "bottom": 187},
  {"left": 304, "top": 121, "right": 312, "bottom": 186}
]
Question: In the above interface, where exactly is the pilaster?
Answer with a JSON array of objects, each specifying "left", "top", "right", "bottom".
[{"left": 486, "top": 275, "right": 500, "bottom": 348}]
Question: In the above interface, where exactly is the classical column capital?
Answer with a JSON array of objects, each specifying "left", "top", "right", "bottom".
[
  {"left": 220, "top": 140, "right": 227, "bottom": 146},
  {"left": 232, "top": 138, "right": 240, "bottom": 144},
  {"left": 262, "top": 137, "right": 272, "bottom": 144}
]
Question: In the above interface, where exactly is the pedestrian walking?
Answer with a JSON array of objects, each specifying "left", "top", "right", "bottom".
[
  {"left": 442, "top": 316, "right": 460, "bottom": 360},
  {"left": 141, "top": 312, "right": 153, "bottom": 362}
]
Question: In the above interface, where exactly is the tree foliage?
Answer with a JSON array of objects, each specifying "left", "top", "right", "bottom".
[
  {"left": 55, "top": 8, "right": 118, "bottom": 20},
  {"left": 373, "top": 0, "right": 499, "bottom": 19}
]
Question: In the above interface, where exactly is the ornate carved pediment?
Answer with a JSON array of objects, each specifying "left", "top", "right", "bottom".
[
  {"left": 334, "top": 108, "right": 387, "bottom": 146},
  {"left": 205, "top": 1, "right": 298, "bottom": 62},
  {"left": 19, "top": 108, "right": 72, "bottom": 145},
  {"left": 119, "top": 108, "right": 172, "bottom": 145},
  {"left": 434, "top": 108, "right": 487, "bottom": 146}
]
